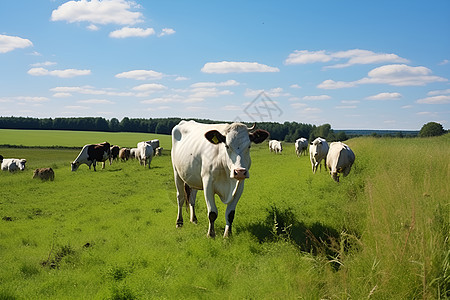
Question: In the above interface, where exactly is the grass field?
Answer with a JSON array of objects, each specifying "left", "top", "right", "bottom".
[{"left": 0, "top": 129, "right": 448, "bottom": 299}]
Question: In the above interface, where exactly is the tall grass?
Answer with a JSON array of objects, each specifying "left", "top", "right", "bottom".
[{"left": 0, "top": 131, "right": 448, "bottom": 299}]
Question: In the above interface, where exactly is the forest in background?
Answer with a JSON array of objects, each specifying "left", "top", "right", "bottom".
[{"left": 0, "top": 116, "right": 420, "bottom": 142}]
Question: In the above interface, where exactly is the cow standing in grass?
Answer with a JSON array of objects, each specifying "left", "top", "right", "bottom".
[
  {"left": 326, "top": 142, "right": 355, "bottom": 182},
  {"left": 295, "top": 138, "right": 308, "bottom": 156},
  {"left": 171, "top": 120, "right": 269, "bottom": 238},
  {"left": 1, "top": 158, "right": 27, "bottom": 171},
  {"left": 309, "top": 137, "right": 329, "bottom": 173},
  {"left": 71, "top": 142, "right": 111, "bottom": 171}
]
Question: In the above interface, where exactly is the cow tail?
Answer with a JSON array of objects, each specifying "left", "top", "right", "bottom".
[{"left": 183, "top": 183, "right": 191, "bottom": 212}]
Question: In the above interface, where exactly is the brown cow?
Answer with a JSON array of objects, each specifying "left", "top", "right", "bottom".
[
  {"left": 119, "top": 148, "right": 131, "bottom": 161},
  {"left": 33, "top": 168, "right": 55, "bottom": 181}
]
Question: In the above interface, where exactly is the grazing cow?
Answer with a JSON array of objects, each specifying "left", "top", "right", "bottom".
[
  {"left": 119, "top": 148, "right": 131, "bottom": 161},
  {"left": 171, "top": 120, "right": 269, "bottom": 238},
  {"left": 269, "top": 140, "right": 283, "bottom": 154},
  {"left": 326, "top": 142, "right": 355, "bottom": 182},
  {"left": 309, "top": 137, "right": 329, "bottom": 173},
  {"left": 1, "top": 158, "right": 27, "bottom": 171},
  {"left": 71, "top": 142, "right": 111, "bottom": 171},
  {"left": 155, "top": 147, "right": 163, "bottom": 156},
  {"left": 137, "top": 141, "right": 153, "bottom": 168},
  {"left": 144, "top": 139, "right": 160, "bottom": 155},
  {"left": 110, "top": 145, "right": 120, "bottom": 163},
  {"left": 33, "top": 168, "right": 55, "bottom": 181},
  {"left": 295, "top": 138, "right": 308, "bottom": 156},
  {"left": 130, "top": 148, "right": 138, "bottom": 160}
]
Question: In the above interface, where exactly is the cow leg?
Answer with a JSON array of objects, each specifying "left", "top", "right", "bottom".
[
  {"left": 204, "top": 184, "right": 217, "bottom": 238},
  {"left": 189, "top": 189, "right": 198, "bottom": 224},
  {"left": 93, "top": 161, "right": 97, "bottom": 171},
  {"left": 223, "top": 182, "right": 244, "bottom": 238},
  {"left": 174, "top": 171, "right": 185, "bottom": 228}
]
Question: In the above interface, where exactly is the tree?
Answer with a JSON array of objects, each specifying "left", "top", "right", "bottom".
[{"left": 419, "top": 122, "right": 445, "bottom": 137}]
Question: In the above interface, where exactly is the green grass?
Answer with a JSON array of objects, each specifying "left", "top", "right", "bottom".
[{"left": 0, "top": 130, "right": 448, "bottom": 299}]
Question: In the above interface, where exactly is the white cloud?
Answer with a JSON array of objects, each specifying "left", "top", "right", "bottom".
[
  {"left": 132, "top": 83, "right": 167, "bottom": 92},
  {"left": 318, "top": 64, "right": 447, "bottom": 89},
  {"left": 30, "top": 61, "right": 57, "bottom": 67},
  {"left": 53, "top": 92, "right": 72, "bottom": 98},
  {"left": 78, "top": 99, "right": 114, "bottom": 104},
  {"left": 439, "top": 59, "right": 449, "bottom": 65},
  {"left": 51, "top": 0, "right": 143, "bottom": 26},
  {"left": 190, "top": 80, "right": 240, "bottom": 88},
  {"left": 284, "top": 49, "right": 409, "bottom": 68},
  {"left": 189, "top": 87, "right": 233, "bottom": 99},
  {"left": 50, "top": 86, "right": 133, "bottom": 97},
  {"left": 416, "top": 95, "right": 450, "bottom": 104},
  {"left": 109, "top": 27, "right": 155, "bottom": 38},
  {"left": 336, "top": 105, "right": 357, "bottom": 109},
  {"left": 87, "top": 24, "right": 99, "bottom": 31},
  {"left": 115, "top": 70, "right": 164, "bottom": 80},
  {"left": 0, "top": 34, "right": 33, "bottom": 53},
  {"left": 158, "top": 28, "right": 175, "bottom": 37},
  {"left": 14, "top": 96, "right": 49, "bottom": 103},
  {"left": 365, "top": 92, "right": 402, "bottom": 100},
  {"left": 28, "top": 67, "right": 91, "bottom": 78},
  {"left": 201, "top": 61, "right": 279, "bottom": 73},
  {"left": 244, "top": 87, "right": 286, "bottom": 98},
  {"left": 427, "top": 89, "right": 450, "bottom": 96},
  {"left": 291, "top": 103, "right": 307, "bottom": 109},
  {"left": 175, "top": 76, "right": 189, "bottom": 81},
  {"left": 290, "top": 84, "right": 302, "bottom": 89},
  {"left": 302, "top": 95, "right": 331, "bottom": 101}
]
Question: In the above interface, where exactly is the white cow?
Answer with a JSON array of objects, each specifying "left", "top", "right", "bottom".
[
  {"left": 295, "top": 138, "right": 308, "bottom": 156},
  {"left": 269, "top": 140, "right": 283, "bottom": 154},
  {"left": 326, "top": 142, "right": 355, "bottom": 182},
  {"left": 1, "top": 158, "right": 27, "bottom": 171},
  {"left": 309, "top": 137, "right": 329, "bottom": 173},
  {"left": 130, "top": 148, "right": 138, "bottom": 160},
  {"left": 171, "top": 120, "right": 269, "bottom": 238},
  {"left": 137, "top": 141, "right": 153, "bottom": 168},
  {"left": 144, "top": 139, "right": 160, "bottom": 155}
]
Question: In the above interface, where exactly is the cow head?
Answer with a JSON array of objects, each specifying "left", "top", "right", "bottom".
[
  {"left": 18, "top": 159, "right": 26, "bottom": 171},
  {"left": 205, "top": 123, "right": 269, "bottom": 180},
  {"left": 311, "top": 138, "right": 324, "bottom": 158},
  {"left": 71, "top": 162, "right": 80, "bottom": 172}
]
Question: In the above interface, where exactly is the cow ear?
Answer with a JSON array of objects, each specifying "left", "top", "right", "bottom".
[
  {"left": 205, "top": 130, "right": 226, "bottom": 145},
  {"left": 249, "top": 129, "right": 269, "bottom": 144}
]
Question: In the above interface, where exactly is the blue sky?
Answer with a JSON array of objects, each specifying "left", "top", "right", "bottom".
[{"left": 1, "top": 0, "right": 449, "bottom": 130}]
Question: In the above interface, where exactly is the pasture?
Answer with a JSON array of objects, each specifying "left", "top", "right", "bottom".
[{"left": 0, "top": 129, "right": 448, "bottom": 299}]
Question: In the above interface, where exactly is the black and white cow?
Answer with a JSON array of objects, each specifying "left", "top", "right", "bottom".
[{"left": 71, "top": 142, "right": 111, "bottom": 171}]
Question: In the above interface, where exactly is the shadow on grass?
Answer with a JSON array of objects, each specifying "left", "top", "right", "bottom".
[{"left": 243, "top": 205, "right": 361, "bottom": 270}]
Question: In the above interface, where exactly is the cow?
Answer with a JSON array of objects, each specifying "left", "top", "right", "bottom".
[
  {"left": 326, "top": 142, "right": 355, "bottom": 182},
  {"left": 33, "top": 168, "right": 55, "bottom": 181},
  {"left": 144, "top": 139, "right": 160, "bottom": 155},
  {"left": 295, "top": 138, "right": 308, "bottom": 156},
  {"left": 137, "top": 141, "right": 153, "bottom": 168},
  {"left": 130, "top": 148, "right": 138, "bottom": 160},
  {"left": 1, "top": 158, "right": 26, "bottom": 172},
  {"left": 0, "top": 155, "right": 3, "bottom": 164},
  {"left": 155, "top": 147, "right": 163, "bottom": 156},
  {"left": 269, "top": 140, "right": 283, "bottom": 154},
  {"left": 71, "top": 142, "right": 111, "bottom": 171},
  {"left": 309, "top": 137, "right": 329, "bottom": 173},
  {"left": 171, "top": 120, "right": 269, "bottom": 238},
  {"left": 110, "top": 145, "right": 120, "bottom": 163},
  {"left": 119, "top": 148, "right": 131, "bottom": 161}
]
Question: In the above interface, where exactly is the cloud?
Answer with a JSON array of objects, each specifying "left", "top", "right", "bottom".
[
  {"left": 132, "top": 83, "right": 167, "bottom": 93},
  {"left": 158, "top": 28, "right": 175, "bottom": 37},
  {"left": 284, "top": 49, "right": 409, "bottom": 68},
  {"left": 439, "top": 59, "right": 449, "bottom": 65},
  {"left": 115, "top": 70, "right": 164, "bottom": 80},
  {"left": 290, "top": 84, "right": 302, "bottom": 89},
  {"left": 302, "top": 95, "right": 331, "bottom": 101},
  {"left": 427, "top": 89, "right": 450, "bottom": 96},
  {"left": 0, "top": 34, "right": 33, "bottom": 53},
  {"left": 78, "top": 99, "right": 114, "bottom": 104},
  {"left": 50, "top": 86, "right": 133, "bottom": 97},
  {"left": 28, "top": 67, "right": 91, "bottom": 78},
  {"left": 201, "top": 61, "right": 279, "bottom": 73},
  {"left": 318, "top": 64, "right": 448, "bottom": 89},
  {"left": 87, "top": 24, "right": 99, "bottom": 31},
  {"left": 30, "top": 61, "right": 57, "bottom": 67},
  {"left": 365, "top": 92, "right": 402, "bottom": 100},
  {"left": 189, "top": 87, "right": 233, "bottom": 99},
  {"left": 51, "top": 0, "right": 143, "bottom": 26},
  {"left": 190, "top": 80, "right": 240, "bottom": 88},
  {"left": 175, "top": 76, "right": 189, "bottom": 81},
  {"left": 109, "top": 27, "right": 155, "bottom": 38},
  {"left": 12, "top": 96, "right": 50, "bottom": 103},
  {"left": 416, "top": 95, "right": 450, "bottom": 104},
  {"left": 244, "top": 88, "right": 287, "bottom": 98},
  {"left": 53, "top": 92, "right": 72, "bottom": 98}
]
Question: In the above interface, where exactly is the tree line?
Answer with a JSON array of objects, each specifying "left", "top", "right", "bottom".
[{"left": 0, "top": 116, "right": 349, "bottom": 142}]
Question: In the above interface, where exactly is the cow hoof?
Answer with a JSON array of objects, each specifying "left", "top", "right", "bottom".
[
  {"left": 207, "top": 231, "right": 216, "bottom": 238},
  {"left": 176, "top": 221, "right": 183, "bottom": 228}
]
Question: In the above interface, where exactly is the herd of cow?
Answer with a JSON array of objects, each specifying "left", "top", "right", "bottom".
[
  {"left": 268, "top": 136, "right": 356, "bottom": 182},
  {"left": 1, "top": 120, "right": 355, "bottom": 238}
]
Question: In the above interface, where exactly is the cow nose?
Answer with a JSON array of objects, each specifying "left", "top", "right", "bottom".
[{"left": 233, "top": 168, "right": 247, "bottom": 180}]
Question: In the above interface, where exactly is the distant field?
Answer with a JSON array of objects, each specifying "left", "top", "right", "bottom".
[
  {"left": 0, "top": 129, "right": 172, "bottom": 148},
  {"left": 0, "top": 130, "right": 448, "bottom": 299}
]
